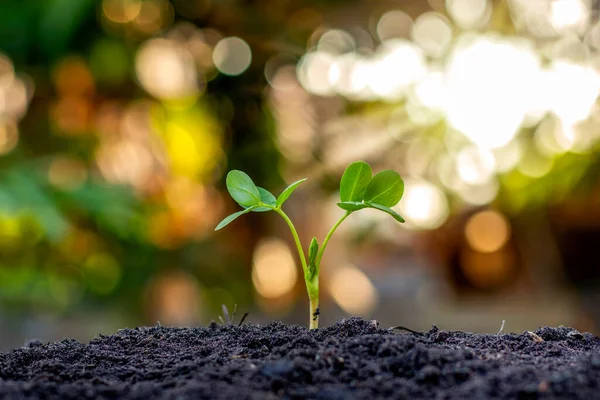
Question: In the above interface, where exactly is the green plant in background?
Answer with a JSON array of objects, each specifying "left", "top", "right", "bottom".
[{"left": 216, "top": 161, "right": 405, "bottom": 329}]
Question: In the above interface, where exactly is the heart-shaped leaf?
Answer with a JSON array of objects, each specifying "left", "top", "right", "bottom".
[
  {"left": 308, "top": 237, "right": 319, "bottom": 274},
  {"left": 337, "top": 201, "right": 370, "bottom": 211},
  {"left": 364, "top": 170, "right": 404, "bottom": 207},
  {"left": 366, "top": 202, "right": 405, "bottom": 223},
  {"left": 276, "top": 178, "right": 307, "bottom": 208},
  {"left": 340, "top": 161, "right": 372, "bottom": 202},
  {"left": 252, "top": 187, "right": 276, "bottom": 212},
  {"left": 226, "top": 170, "right": 261, "bottom": 208},
  {"left": 215, "top": 206, "right": 257, "bottom": 230}
]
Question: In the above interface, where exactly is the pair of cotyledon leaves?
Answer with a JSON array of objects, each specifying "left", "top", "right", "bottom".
[
  {"left": 336, "top": 161, "right": 405, "bottom": 223},
  {"left": 214, "top": 172, "right": 306, "bottom": 231},
  {"left": 215, "top": 161, "right": 405, "bottom": 231}
]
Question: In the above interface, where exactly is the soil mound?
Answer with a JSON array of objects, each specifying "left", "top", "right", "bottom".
[{"left": 1, "top": 318, "right": 598, "bottom": 399}]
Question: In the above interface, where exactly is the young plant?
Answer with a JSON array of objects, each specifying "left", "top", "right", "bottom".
[{"left": 215, "top": 161, "right": 405, "bottom": 329}]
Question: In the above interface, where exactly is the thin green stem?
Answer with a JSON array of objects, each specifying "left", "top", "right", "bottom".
[
  {"left": 271, "top": 205, "right": 320, "bottom": 329},
  {"left": 315, "top": 211, "right": 351, "bottom": 273},
  {"left": 272, "top": 206, "right": 309, "bottom": 277}
]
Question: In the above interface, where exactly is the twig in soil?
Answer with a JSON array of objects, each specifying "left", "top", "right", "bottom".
[
  {"left": 222, "top": 304, "right": 232, "bottom": 326},
  {"left": 238, "top": 312, "right": 249, "bottom": 326},
  {"left": 217, "top": 304, "right": 249, "bottom": 327},
  {"left": 390, "top": 325, "right": 425, "bottom": 336},
  {"left": 497, "top": 320, "right": 506, "bottom": 335},
  {"left": 527, "top": 331, "right": 544, "bottom": 342}
]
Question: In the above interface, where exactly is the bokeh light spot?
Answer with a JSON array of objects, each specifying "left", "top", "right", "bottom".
[
  {"left": 84, "top": 253, "right": 122, "bottom": 295},
  {"left": 0, "top": 122, "right": 19, "bottom": 155},
  {"left": 465, "top": 210, "right": 511, "bottom": 253},
  {"left": 213, "top": 37, "right": 252, "bottom": 76},
  {"left": 411, "top": 12, "right": 452, "bottom": 58},
  {"left": 135, "top": 39, "right": 200, "bottom": 99},
  {"left": 329, "top": 264, "right": 377, "bottom": 315},
  {"left": 317, "top": 29, "right": 355, "bottom": 54},
  {"left": 446, "top": 0, "right": 489, "bottom": 29},
  {"left": 252, "top": 238, "right": 298, "bottom": 299},
  {"left": 376, "top": 10, "right": 413, "bottom": 41},
  {"left": 297, "top": 51, "right": 337, "bottom": 96},
  {"left": 397, "top": 179, "right": 449, "bottom": 230},
  {"left": 457, "top": 146, "right": 496, "bottom": 185},
  {"left": 102, "top": 0, "right": 142, "bottom": 23}
]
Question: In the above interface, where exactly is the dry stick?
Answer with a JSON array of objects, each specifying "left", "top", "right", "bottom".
[
  {"left": 498, "top": 320, "right": 506, "bottom": 335},
  {"left": 221, "top": 304, "right": 231, "bottom": 326},
  {"left": 390, "top": 325, "right": 424, "bottom": 336},
  {"left": 238, "top": 312, "right": 249, "bottom": 327},
  {"left": 527, "top": 331, "right": 544, "bottom": 342}
]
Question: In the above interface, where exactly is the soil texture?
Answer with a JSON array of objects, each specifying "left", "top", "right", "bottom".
[{"left": 1, "top": 318, "right": 599, "bottom": 399}]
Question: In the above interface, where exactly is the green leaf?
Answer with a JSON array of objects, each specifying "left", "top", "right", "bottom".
[
  {"left": 366, "top": 202, "right": 405, "bottom": 223},
  {"left": 340, "top": 161, "right": 372, "bottom": 202},
  {"left": 364, "top": 170, "right": 404, "bottom": 207},
  {"left": 258, "top": 187, "right": 276, "bottom": 205},
  {"left": 276, "top": 178, "right": 307, "bottom": 208},
  {"left": 308, "top": 237, "right": 319, "bottom": 270},
  {"left": 215, "top": 207, "right": 256, "bottom": 231},
  {"left": 253, "top": 187, "right": 276, "bottom": 212},
  {"left": 337, "top": 201, "right": 369, "bottom": 211},
  {"left": 226, "top": 170, "right": 261, "bottom": 208}
]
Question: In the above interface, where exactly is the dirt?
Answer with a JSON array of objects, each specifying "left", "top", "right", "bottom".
[{"left": 0, "top": 318, "right": 599, "bottom": 399}]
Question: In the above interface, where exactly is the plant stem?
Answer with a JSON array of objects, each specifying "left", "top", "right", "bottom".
[
  {"left": 272, "top": 206, "right": 321, "bottom": 328},
  {"left": 272, "top": 207, "right": 309, "bottom": 278},
  {"left": 270, "top": 206, "right": 350, "bottom": 330},
  {"left": 315, "top": 211, "right": 351, "bottom": 272},
  {"left": 309, "top": 287, "right": 319, "bottom": 329}
]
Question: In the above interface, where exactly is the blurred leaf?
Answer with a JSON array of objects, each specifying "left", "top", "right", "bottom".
[
  {"left": 364, "top": 170, "right": 404, "bottom": 207},
  {"left": 89, "top": 39, "right": 130, "bottom": 86},
  {"left": 340, "top": 161, "right": 372, "bottom": 202},
  {"left": 276, "top": 178, "right": 307, "bottom": 207},
  {"left": 39, "top": 0, "right": 95, "bottom": 57},
  {"left": 62, "top": 182, "right": 141, "bottom": 238},
  {"left": 0, "top": 170, "right": 69, "bottom": 241},
  {"left": 226, "top": 170, "right": 261, "bottom": 208}
]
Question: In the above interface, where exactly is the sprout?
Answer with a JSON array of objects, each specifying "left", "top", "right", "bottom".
[{"left": 216, "top": 161, "right": 405, "bottom": 329}]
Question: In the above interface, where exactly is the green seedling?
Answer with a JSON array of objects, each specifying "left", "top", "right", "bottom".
[{"left": 215, "top": 161, "right": 405, "bottom": 329}]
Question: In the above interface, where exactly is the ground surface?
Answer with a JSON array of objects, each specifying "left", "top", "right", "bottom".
[{"left": 0, "top": 318, "right": 599, "bottom": 399}]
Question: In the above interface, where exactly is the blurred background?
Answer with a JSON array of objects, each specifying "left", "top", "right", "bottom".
[{"left": 1, "top": 0, "right": 600, "bottom": 350}]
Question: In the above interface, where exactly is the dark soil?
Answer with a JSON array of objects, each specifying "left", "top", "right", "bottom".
[{"left": 1, "top": 318, "right": 599, "bottom": 399}]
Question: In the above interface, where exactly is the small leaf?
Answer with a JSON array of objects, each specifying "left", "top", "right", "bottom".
[
  {"left": 337, "top": 201, "right": 369, "bottom": 211},
  {"left": 226, "top": 170, "right": 261, "bottom": 208},
  {"left": 364, "top": 170, "right": 404, "bottom": 207},
  {"left": 258, "top": 187, "right": 276, "bottom": 205},
  {"left": 252, "top": 187, "right": 276, "bottom": 212},
  {"left": 366, "top": 202, "right": 405, "bottom": 223},
  {"left": 340, "top": 161, "right": 372, "bottom": 202},
  {"left": 215, "top": 207, "right": 256, "bottom": 231},
  {"left": 276, "top": 178, "right": 307, "bottom": 207},
  {"left": 308, "top": 237, "right": 319, "bottom": 268}
]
